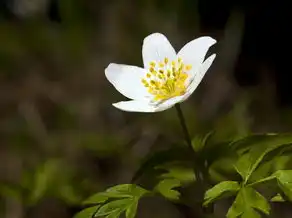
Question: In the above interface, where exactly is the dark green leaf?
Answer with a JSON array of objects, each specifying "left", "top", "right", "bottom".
[
  {"left": 227, "top": 187, "right": 270, "bottom": 218},
  {"left": 125, "top": 199, "right": 138, "bottom": 218},
  {"left": 156, "top": 164, "right": 195, "bottom": 183},
  {"left": 191, "top": 132, "right": 213, "bottom": 152},
  {"left": 204, "top": 181, "right": 240, "bottom": 206},
  {"left": 131, "top": 147, "right": 191, "bottom": 183},
  {"left": 95, "top": 198, "right": 132, "bottom": 217},
  {"left": 154, "top": 179, "right": 181, "bottom": 201},
  {"left": 73, "top": 206, "right": 100, "bottom": 218}
]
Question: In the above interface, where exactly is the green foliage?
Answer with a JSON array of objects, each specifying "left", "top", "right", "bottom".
[
  {"left": 155, "top": 163, "right": 196, "bottom": 183},
  {"left": 74, "top": 206, "right": 100, "bottom": 218},
  {"left": 74, "top": 133, "right": 292, "bottom": 218},
  {"left": 77, "top": 184, "right": 149, "bottom": 218},
  {"left": 233, "top": 134, "right": 292, "bottom": 184},
  {"left": 154, "top": 179, "right": 181, "bottom": 201},
  {"left": 270, "top": 193, "right": 285, "bottom": 202},
  {"left": 204, "top": 181, "right": 240, "bottom": 206},
  {"left": 227, "top": 187, "right": 270, "bottom": 218},
  {"left": 131, "top": 147, "right": 192, "bottom": 183},
  {"left": 273, "top": 170, "right": 292, "bottom": 200}
]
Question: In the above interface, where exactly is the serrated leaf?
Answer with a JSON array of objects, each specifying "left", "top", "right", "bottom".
[
  {"left": 73, "top": 206, "right": 100, "bottom": 218},
  {"left": 155, "top": 179, "right": 181, "bottom": 200},
  {"left": 106, "top": 184, "right": 149, "bottom": 198},
  {"left": 227, "top": 187, "right": 270, "bottom": 218},
  {"left": 204, "top": 181, "right": 240, "bottom": 206},
  {"left": 156, "top": 164, "right": 195, "bottom": 183},
  {"left": 95, "top": 198, "right": 132, "bottom": 217},
  {"left": 233, "top": 134, "right": 292, "bottom": 183},
  {"left": 125, "top": 199, "right": 138, "bottom": 218},
  {"left": 83, "top": 193, "right": 109, "bottom": 205},
  {"left": 270, "top": 193, "right": 285, "bottom": 202},
  {"left": 273, "top": 170, "right": 292, "bottom": 200}
]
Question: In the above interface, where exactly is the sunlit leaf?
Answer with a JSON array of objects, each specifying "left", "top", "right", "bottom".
[
  {"left": 125, "top": 200, "right": 138, "bottom": 218},
  {"left": 233, "top": 134, "right": 292, "bottom": 183},
  {"left": 95, "top": 198, "right": 132, "bottom": 217},
  {"left": 227, "top": 187, "right": 270, "bottom": 218},
  {"left": 203, "top": 181, "right": 240, "bottom": 206},
  {"left": 240, "top": 208, "right": 261, "bottom": 218},
  {"left": 154, "top": 179, "right": 181, "bottom": 200},
  {"left": 73, "top": 206, "right": 99, "bottom": 218},
  {"left": 270, "top": 193, "right": 285, "bottom": 202},
  {"left": 83, "top": 193, "right": 109, "bottom": 205},
  {"left": 105, "top": 184, "right": 149, "bottom": 198},
  {"left": 273, "top": 170, "right": 292, "bottom": 200}
]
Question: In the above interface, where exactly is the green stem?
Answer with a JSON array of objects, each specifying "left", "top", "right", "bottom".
[{"left": 175, "top": 104, "right": 193, "bottom": 151}]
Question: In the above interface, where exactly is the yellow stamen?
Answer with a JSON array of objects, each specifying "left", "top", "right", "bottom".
[
  {"left": 142, "top": 59, "right": 191, "bottom": 101},
  {"left": 186, "top": 65, "right": 192, "bottom": 71}
]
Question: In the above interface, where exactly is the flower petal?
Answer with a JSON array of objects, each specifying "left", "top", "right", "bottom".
[
  {"left": 112, "top": 100, "right": 156, "bottom": 112},
  {"left": 154, "top": 96, "right": 185, "bottom": 112},
  {"left": 178, "top": 36, "right": 216, "bottom": 79},
  {"left": 105, "top": 63, "right": 151, "bottom": 100},
  {"left": 182, "top": 54, "right": 216, "bottom": 101},
  {"left": 142, "top": 33, "right": 176, "bottom": 68}
]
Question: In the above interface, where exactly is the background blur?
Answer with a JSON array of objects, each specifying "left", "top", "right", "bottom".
[{"left": 1, "top": 0, "right": 292, "bottom": 218}]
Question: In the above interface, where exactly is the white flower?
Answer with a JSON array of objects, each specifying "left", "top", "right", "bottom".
[{"left": 105, "top": 33, "right": 217, "bottom": 112}]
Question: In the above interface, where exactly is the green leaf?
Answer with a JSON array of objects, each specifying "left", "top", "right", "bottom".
[
  {"left": 233, "top": 134, "right": 292, "bottom": 183},
  {"left": 154, "top": 179, "right": 181, "bottom": 201},
  {"left": 131, "top": 147, "right": 191, "bottom": 183},
  {"left": 273, "top": 170, "right": 292, "bottom": 200},
  {"left": 227, "top": 187, "right": 270, "bottom": 218},
  {"left": 29, "top": 160, "right": 59, "bottom": 204},
  {"left": 105, "top": 184, "right": 149, "bottom": 198},
  {"left": 240, "top": 208, "right": 261, "bottom": 218},
  {"left": 191, "top": 132, "right": 213, "bottom": 152},
  {"left": 73, "top": 206, "right": 100, "bottom": 218},
  {"left": 204, "top": 181, "right": 240, "bottom": 206},
  {"left": 270, "top": 193, "right": 285, "bottom": 202},
  {"left": 83, "top": 193, "right": 109, "bottom": 205},
  {"left": 156, "top": 164, "right": 195, "bottom": 183},
  {"left": 125, "top": 200, "right": 138, "bottom": 218},
  {"left": 95, "top": 198, "right": 132, "bottom": 217},
  {"left": 105, "top": 209, "right": 123, "bottom": 218}
]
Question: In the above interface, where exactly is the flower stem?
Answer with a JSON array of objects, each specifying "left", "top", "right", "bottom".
[{"left": 175, "top": 104, "right": 193, "bottom": 151}]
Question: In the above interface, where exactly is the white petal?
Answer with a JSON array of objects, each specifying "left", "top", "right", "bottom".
[
  {"left": 105, "top": 63, "right": 151, "bottom": 100},
  {"left": 154, "top": 96, "right": 185, "bottom": 112},
  {"left": 178, "top": 36, "right": 216, "bottom": 79},
  {"left": 113, "top": 100, "right": 156, "bottom": 112},
  {"left": 142, "top": 33, "right": 176, "bottom": 68},
  {"left": 182, "top": 54, "right": 216, "bottom": 101}
]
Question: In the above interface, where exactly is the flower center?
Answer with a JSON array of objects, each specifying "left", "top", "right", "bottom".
[{"left": 141, "top": 57, "right": 192, "bottom": 102}]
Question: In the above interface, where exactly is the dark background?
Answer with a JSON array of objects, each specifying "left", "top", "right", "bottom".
[{"left": 1, "top": 0, "right": 292, "bottom": 218}]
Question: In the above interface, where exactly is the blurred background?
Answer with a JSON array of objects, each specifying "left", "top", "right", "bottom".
[{"left": 1, "top": 0, "right": 292, "bottom": 217}]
